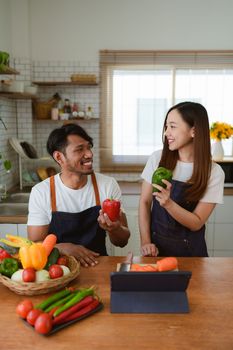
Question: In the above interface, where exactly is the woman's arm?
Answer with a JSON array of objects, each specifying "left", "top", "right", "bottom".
[
  {"left": 164, "top": 200, "right": 215, "bottom": 231},
  {"left": 139, "top": 180, "right": 158, "bottom": 256},
  {"left": 154, "top": 180, "right": 216, "bottom": 231}
]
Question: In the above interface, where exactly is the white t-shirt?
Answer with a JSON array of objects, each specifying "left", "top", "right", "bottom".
[
  {"left": 141, "top": 150, "right": 225, "bottom": 204},
  {"left": 27, "top": 173, "right": 122, "bottom": 225}
]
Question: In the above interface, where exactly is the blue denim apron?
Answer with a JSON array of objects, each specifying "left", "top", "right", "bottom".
[
  {"left": 151, "top": 179, "right": 208, "bottom": 257},
  {"left": 48, "top": 173, "right": 107, "bottom": 255}
]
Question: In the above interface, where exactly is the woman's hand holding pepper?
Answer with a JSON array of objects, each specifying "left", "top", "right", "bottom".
[
  {"left": 56, "top": 243, "right": 99, "bottom": 268},
  {"left": 153, "top": 179, "right": 173, "bottom": 208}
]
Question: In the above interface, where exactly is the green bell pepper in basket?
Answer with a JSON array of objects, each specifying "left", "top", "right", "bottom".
[
  {"left": 152, "top": 167, "right": 173, "bottom": 193},
  {"left": 0, "top": 258, "right": 19, "bottom": 277}
]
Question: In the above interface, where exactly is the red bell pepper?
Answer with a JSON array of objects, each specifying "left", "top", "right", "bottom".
[
  {"left": 102, "top": 198, "right": 121, "bottom": 222},
  {"left": 0, "top": 248, "right": 12, "bottom": 262}
]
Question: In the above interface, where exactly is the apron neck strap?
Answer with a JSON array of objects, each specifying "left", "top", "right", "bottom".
[
  {"left": 91, "top": 173, "right": 101, "bottom": 206},
  {"left": 50, "top": 173, "right": 101, "bottom": 211},
  {"left": 50, "top": 176, "right": 57, "bottom": 212}
]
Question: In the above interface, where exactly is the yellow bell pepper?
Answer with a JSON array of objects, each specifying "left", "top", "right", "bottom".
[
  {"left": 19, "top": 243, "right": 47, "bottom": 270},
  {"left": 19, "top": 246, "right": 32, "bottom": 269}
]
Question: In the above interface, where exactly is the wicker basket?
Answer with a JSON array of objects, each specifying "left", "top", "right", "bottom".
[
  {"left": 32, "top": 99, "right": 57, "bottom": 120},
  {"left": 70, "top": 74, "right": 97, "bottom": 84},
  {"left": 0, "top": 256, "right": 80, "bottom": 296}
]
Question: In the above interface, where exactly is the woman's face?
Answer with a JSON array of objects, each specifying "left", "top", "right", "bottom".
[{"left": 164, "top": 109, "right": 194, "bottom": 152}]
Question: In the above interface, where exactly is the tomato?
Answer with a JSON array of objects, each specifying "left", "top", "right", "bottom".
[
  {"left": 102, "top": 198, "right": 121, "bottom": 222},
  {"left": 49, "top": 264, "right": 63, "bottom": 279},
  {"left": 22, "top": 267, "right": 36, "bottom": 282},
  {"left": 16, "top": 299, "right": 34, "bottom": 319},
  {"left": 57, "top": 256, "right": 68, "bottom": 266},
  {"left": 34, "top": 313, "right": 53, "bottom": 334},
  {"left": 26, "top": 308, "right": 43, "bottom": 326}
]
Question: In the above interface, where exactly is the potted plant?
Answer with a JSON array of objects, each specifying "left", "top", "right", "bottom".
[
  {"left": 210, "top": 121, "right": 233, "bottom": 160},
  {"left": 0, "top": 152, "right": 12, "bottom": 173}
]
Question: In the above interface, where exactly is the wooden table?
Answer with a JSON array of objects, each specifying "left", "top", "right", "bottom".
[{"left": 1, "top": 257, "right": 233, "bottom": 350}]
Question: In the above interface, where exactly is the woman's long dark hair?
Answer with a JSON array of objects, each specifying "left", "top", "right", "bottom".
[{"left": 159, "top": 102, "right": 212, "bottom": 202}]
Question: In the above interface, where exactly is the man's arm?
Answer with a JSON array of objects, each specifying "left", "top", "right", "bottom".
[
  {"left": 28, "top": 225, "right": 100, "bottom": 267},
  {"left": 28, "top": 225, "right": 49, "bottom": 242}
]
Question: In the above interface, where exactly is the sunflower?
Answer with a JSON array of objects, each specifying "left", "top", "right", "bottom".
[{"left": 210, "top": 122, "right": 233, "bottom": 141}]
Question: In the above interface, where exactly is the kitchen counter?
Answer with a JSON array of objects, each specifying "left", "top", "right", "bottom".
[
  {"left": 0, "top": 182, "right": 232, "bottom": 224},
  {"left": 0, "top": 256, "right": 232, "bottom": 350}
]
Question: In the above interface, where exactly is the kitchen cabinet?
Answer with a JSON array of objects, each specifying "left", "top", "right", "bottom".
[
  {"left": 17, "top": 224, "right": 27, "bottom": 238},
  {"left": 213, "top": 196, "right": 233, "bottom": 256},
  {"left": 0, "top": 224, "right": 18, "bottom": 238},
  {"left": 111, "top": 194, "right": 141, "bottom": 256},
  {"left": 0, "top": 223, "right": 27, "bottom": 238}
]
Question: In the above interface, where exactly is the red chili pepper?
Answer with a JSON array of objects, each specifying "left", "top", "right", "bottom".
[
  {"left": 52, "top": 296, "right": 94, "bottom": 325},
  {"left": 48, "top": 306, "right": 59, "bottom": 318},
  {"left": 0, "top": 248, "right": 12, "bottom": 261},
  {"left": 57, "top": 299, "right": 100, "bottom": 324}
]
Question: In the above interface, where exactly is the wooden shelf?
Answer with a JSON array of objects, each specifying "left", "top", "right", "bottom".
[
  {"left": 32, "top": 81, "right": 98, "bottom": 86},
  {"left": 0, "top": 66, "right": 19, "bottom": 75},
  {"left": 63, "top": 118, "right": 98, "bottom": 123},
  {"left": 0, "top": 92, "right": 37, "bottom": 100},
  {"left": 35, "top": 117, "right": 98, "bottom": 122}
]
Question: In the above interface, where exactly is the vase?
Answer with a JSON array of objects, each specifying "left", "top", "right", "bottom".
[{"left": 212, "top": 140, "right": 224, "bottom": 160}]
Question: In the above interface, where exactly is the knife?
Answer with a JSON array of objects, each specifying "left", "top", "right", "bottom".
[{"left": 119, "top": 251, "right": 133, "bottom": 272}]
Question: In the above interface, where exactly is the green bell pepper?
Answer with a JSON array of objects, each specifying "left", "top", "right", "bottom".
[
  {"left": 0, "top": 258, "right": 19, "bottom": 278},
  {"left": 152, "top": 167, "right": 173, "bottom": 193}
]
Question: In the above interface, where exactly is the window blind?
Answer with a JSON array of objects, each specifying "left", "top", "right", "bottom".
[{"left": 100, "top": 50, "right": 233, "bottom": 172}]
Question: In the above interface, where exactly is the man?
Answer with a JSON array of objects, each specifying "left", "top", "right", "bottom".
[{"left": 27, "top": 124, "right": 130, "bottom": 267}]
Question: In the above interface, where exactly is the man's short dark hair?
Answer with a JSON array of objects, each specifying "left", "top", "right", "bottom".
[{"left": 46, "top": 123, "right": 93, "bottom": 157}]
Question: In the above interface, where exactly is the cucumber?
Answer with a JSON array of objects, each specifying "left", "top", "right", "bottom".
[
  {"left": 0, "top": 243, "right": 19, "bottom": 256},
  {"left": 44, "top": 247, "right": 60, "bottom": 270}
]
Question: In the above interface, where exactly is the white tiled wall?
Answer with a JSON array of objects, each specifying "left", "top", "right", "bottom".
[{"left": 0, "top": 57, "right": 141, "bottom": 191}]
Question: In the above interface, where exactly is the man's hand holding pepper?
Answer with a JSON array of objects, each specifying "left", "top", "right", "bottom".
[
  {"left": 97, "top": 209, "right": 122, "bottom": 232},
  {"left": 97, "top": 209, "right": 130, "bottom": 247}
]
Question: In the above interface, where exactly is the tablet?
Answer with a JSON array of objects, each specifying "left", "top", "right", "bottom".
[{"left": 110, "top": 271, "right": 192, "bottom": 313}]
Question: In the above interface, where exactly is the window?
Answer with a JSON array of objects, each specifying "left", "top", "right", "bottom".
[{"left": 100, "top": 51, "right": 233, "bottom": 172}]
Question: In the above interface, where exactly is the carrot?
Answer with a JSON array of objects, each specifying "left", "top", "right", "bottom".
[
  {"left": 42, "top": 234, "right": 57, "bottom": 256},
  {"left": 130, "top": 264, "right": 158, "bottom": 272},
  {"left": 141, "top": 264, "right": 158, "bottom": 271},
  {"left": 52, "top": 296, "right": 94, "bottom": 325},
  {"left": 58, "top": 299, "right": 100, "bottom": 324},
  {"left": 130, "top": 264, "right": 143, "bottom": 271},
  {"left": 156, "top": 257, "right": 178, "bottom": 271}
]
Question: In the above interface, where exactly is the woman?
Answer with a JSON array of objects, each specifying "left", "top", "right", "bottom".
[{"left": 139, "top": 102, "right": 225, "bottom": 257}]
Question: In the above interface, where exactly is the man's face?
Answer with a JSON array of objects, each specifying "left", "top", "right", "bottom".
[{"left": 57, "top": 134, "right": 94, "bottom": 175}]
